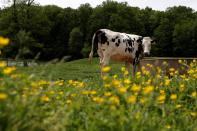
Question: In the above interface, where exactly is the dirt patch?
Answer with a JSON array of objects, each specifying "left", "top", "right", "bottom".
[{"left": 141, "top": 57, "right": 196, "bottom": 75}]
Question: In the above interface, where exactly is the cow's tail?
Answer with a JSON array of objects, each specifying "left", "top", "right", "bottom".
[{"left": 89, "top": 30, "right": 100, "bottom": 63}]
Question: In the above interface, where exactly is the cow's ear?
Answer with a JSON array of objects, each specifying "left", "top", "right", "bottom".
[
  {"left": 151, "top": 39, "right": 157, "bottom": 44},
  {"left": 137, "top": 38, "right": 142, "bottom": 43},
  {"left": 139, "top": 36, "right": 143, "bottom": 40}
]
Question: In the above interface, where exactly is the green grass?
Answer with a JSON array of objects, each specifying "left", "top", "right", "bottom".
[{"left": 17, "top": 58, "right": 124, "bottom": 81}]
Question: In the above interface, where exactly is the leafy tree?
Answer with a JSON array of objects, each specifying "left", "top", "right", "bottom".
[
  {"left": 154, "top": 6, "right": 195, "bottom": 56},
  {"left": 81, "top": 42, "right": 91, "bottom": 57},
  {"left": 78, "top": 4, "right": 93, "bottom": 42},
  {"left": 173, "top": 20, "right": 197, "bottom": 56},
  {"left": 0, "top": 0, "right": 197, "bottom": 60},
  {"left": 15, "top": 30, "right": 42, "bottom": 59},
  {"left": 68, "top": 27, "right": 83, "bottom": 58}
]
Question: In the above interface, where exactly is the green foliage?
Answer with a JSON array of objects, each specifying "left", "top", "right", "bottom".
[
  {"left": 81, "top": 42, "right": 91, "bottom": 58},
  {"left": 68, "top": 27, "right": 83, "bottom": 58},
  {"left": 173, "top": 19, "right": 197, "bottom": 56},
  {"left": 0, "top": 0, "right": 197, "bottom": 60}
]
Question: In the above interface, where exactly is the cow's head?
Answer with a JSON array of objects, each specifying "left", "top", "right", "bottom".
[{"left": 142, "top": 37, "right": 156, "bottom": 56}]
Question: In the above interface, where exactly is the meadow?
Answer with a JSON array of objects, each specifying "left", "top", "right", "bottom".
[{"left": 0, "top": 57, "right": 196, "bottom": 131}]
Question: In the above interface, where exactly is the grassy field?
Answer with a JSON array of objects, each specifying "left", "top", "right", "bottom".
[
  {"left": 17, "top": 58, "right": 124, "bottom": 81},
  {"left": 0, "top": 58, "right": 197, "bottom": 131}
]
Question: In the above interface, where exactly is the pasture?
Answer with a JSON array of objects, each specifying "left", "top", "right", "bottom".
[{"left": 0, "top": 58, "right": 197, "bottom": 131}]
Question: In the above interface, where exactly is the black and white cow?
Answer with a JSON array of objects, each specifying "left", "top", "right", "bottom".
[{"left": 89, "top": 29, "right": 156, "bottom": 76}]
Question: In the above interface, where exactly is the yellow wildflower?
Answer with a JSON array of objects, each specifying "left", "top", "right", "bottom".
[
  {"left": 176, "top": 104, "right": 182, "bottom": 109},
  {"left": 190, "top": 112, "right": 196, "bottom": 117},
  {"left": 180, "top": 74, "right": 186, "bottom": 79},
  {"left": 188, "top": 69, "right": 195, "bottom": 75},
  {"left": 118, "top": 87, "right": 127, "bottom": 93},
  {"left": 10, "top": 74, "right": 21, "bottom": 79},
  {"left": 139, "top": 97, "right": 147, "bottom": 104},
  {"left": 3, "top": 67, "right": 16, "bottom": 75},
  {"left": 178, "top": 59, "right": 182, "bottom": 64},
  {"left": 136, "top": 71, "right": 141, "bottom": 79},
  {"left": 0, "top": 61, "right": 6, "bottom": 67},
  {"left": 48, "top": 91, "right": 55, "bottom": 95},
  {"left": 131, "top": 84, "right": 141, "bottom": 92},
  {"left": 146, "top": 79, "right": 152, "bottom": 85},
  {"left": 143, "top": 70, "right": 150, "bottom": 76},
  {"left": 66, "top": 99, "right": 72, "bottom": 104},
  {"left": 191, "top": 91, "right": 196, "bottom": 97},
  {"left": 157, "top": 94, "right": 166, "bottom": 104},
  {"left": 121, "top": 67, "right": 126, "bottom": 72},
  {"left": 55, "top": 80, "right": 64, "bottom": 86},
  {"left": 159, "top": 82, "right": 163, "bottom": 86},
  {"left": 160, "top": 90, "right": 165, "bottom": 94},
  {"left": 179, "top": 84, "right": 185, "bottom": 92},
  {"left": 0, "top": 36, "right": 9, "bottom": 46},
  {"left": 169, "top": 68, "right": 175, "bottom": 72},
  {"left": 113, "top": 74, "right": 118, "bottom": 79},
  {"left": 170, "top": 94, "right": 177, "bottom": 101},
  {"left": 141, "top": 66, "right": 146, "bottom": 72},
  {"left": 143, "top": 85, "right": 154, "bottom": 95},
  {"left": 89, "top": 90, "right": 97, "bottom": 95},
  {"left": 38, "top": 80, "right": 50, "bottom": 85},
  {"left": 124, "top": 70, "right": 129, "bottom": 75},
  {"left": 165, "top": 125, "right": 171, "bottom": 129},
  {"left": 104, "top": 92, "right": 112, "bottom": 97},
  {"left": 81, "top": 90, "right": 89, "bottom": 95},
  {"left": 109, "top": 96, "right": 120, "bottom": 105},
  {"left": 41, "top": 96, "right": 50, "bottom": 102},
  {"left": 156, "top": 74, "right": 161, "bottom": 79},
  {"left": 104, "top": 84, "right": 111, "bottom": 88},
  {"left": 164, "top": 79, "right": 171, "bottom": 86},
  {"left": 102, "top": 76, "right": 108, "bottom": 81},
  {"left": 127, "top": 95, "right": 137, "bottom": 104},
  {"left": 175, "top": 70, "right": 178, "bottom": 75},
  {"left": 169, "top": 72, "right": 174, "bottom": 76},
  {"left": 70, "top": 93, "right": 77, "bottom": 97},
  {"left": 92, "top": 97, "right": 104, "bottom": 104},
  {"left": 124, "top": 78, "right": 131, "bottom": 84},
  {"left": 157, "top": 67, "right": 161, "bottom": 74},
  {"left": 59, "top": 91, "right": 64, "bottom": 95},
  {"left": 135, "top": 112, "right": 141, "bottom": 119},
  {"left": 102, "top": 66, "right": 111, "bottom": 73},
  {"left": 78, "top": 82, "right": 85, "bottom": 88},
  {"left": 0, "top": 93, "right": 8, "bottom": 100},
  {"left": 162, "top": 61, "right": 167, "bottom": 65},
  {"left": 146, "top": 63, "right": 153, "bottom": 68},
  {"left": 112, "top": 79, "right": 121, "bottom": 87},
  {"left": 22, "top": 94, "right": 27, "bottom": 98},
  {"left": 68, "top": 80, "right": 73, "bottom": 85}
]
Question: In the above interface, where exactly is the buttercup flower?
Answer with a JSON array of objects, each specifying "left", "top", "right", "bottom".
[
  {"left": 127, "top": 95, "right": 137, "bottom": 104},
  {"left": 0, "top": 36, "right": 9, "bottom": 46},
  {"left": 170, "top": 94, "right": 177, "bottom": 101},
  {"left": 0, "top": 93, "right": 8, "bottom": 100},
  {"left": 102, "top": 66, "right": 111, "bottom": 73}
]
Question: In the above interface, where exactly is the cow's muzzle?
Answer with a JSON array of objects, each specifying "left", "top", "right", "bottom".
[{"left": 144, "top": 52, "right": 150, "bottom": 57}]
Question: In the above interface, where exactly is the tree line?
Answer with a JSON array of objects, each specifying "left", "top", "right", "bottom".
[{"left": 0, "top": 0, "right": 197, "bottom": 61}]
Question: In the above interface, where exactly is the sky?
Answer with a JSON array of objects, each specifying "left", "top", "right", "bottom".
[{"left": 0, "top": 0, "right": 197, "bottom": 11}]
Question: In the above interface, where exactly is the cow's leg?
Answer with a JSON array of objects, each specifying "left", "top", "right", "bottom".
[
  {"left": 137, "top": 61, "right": 142, "bottom": 73},
  {"left": 100, "top": 55, "right": 110, "bottom": 77},
  {"left": 125, "top": 62, "right": 131, "bottom": 74},
  {"left": 97, "top": 49, "right": 104, "bottom": 76},
  {"left": 132, "top": 63, "right": 138, "bottom": 77}
]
